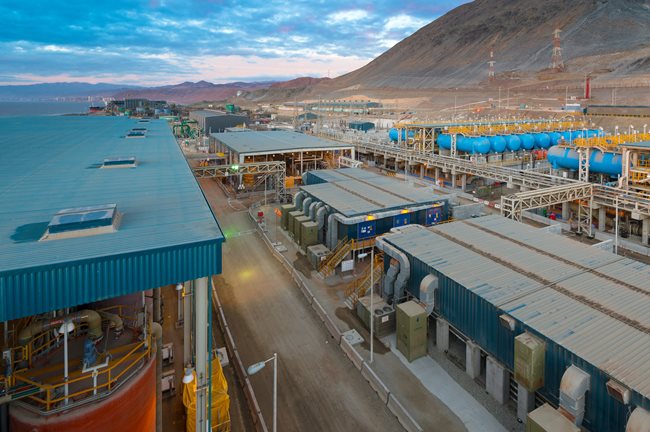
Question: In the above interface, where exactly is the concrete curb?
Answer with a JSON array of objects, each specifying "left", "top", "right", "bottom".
[
  {"left": 361, "top": 362, "right": 390, "bottom": 404},
  {"left": 387, "top": 393, "right": 424, "bottom": 432},
  {"left": 311, "top": 298, "right": 327, "bottom": 322},
  {"left": 340, "top": 337, "right": 364, "bottom": 371}
]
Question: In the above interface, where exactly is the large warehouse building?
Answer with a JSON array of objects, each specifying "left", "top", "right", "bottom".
[
  {"left": 0, "top": 117, "right": 224, "bottom": 431},
  {"left": 376, "top": 215, "right": 650, "bottom": 432},
  {"left": 189, "top": 109, "right": 249, "bottom": 133},
  {"left": 210, "top": 130, "right": 355, "bottom": 176}
]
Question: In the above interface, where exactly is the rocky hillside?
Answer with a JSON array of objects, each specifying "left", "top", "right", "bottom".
[
  {"left": 331, "top": 0, "right": 650, "bottom": 89},
  {"left": 113, "top": 80, "right": 274, "bottom": 104}
]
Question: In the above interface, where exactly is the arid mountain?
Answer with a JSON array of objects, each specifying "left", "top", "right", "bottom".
[
  {"left": 270, "top": 77, "right": 330, "bottom": 89},
  {"left": 331, "top": 0, "right": 650, "bottom": 89},
  {"left": 113, "top": 80, "right": 274, "bottom": 104}
]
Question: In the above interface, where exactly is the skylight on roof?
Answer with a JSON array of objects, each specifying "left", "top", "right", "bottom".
[
  {"left": 126, "top": 130, "right": 146, "bottom": 138},
  {"left": 102, "top": 156, "right": 137, "bottom": 168},
  {"left": 41, "top": 204, "right": 121, "bottom": 241}
]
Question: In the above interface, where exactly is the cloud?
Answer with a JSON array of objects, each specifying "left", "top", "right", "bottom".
[{"left": 0, "top": 0, "right": 469, "bottom": 84}]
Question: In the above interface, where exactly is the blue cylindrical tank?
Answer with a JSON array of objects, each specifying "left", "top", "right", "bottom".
[
  {"left": 549, "top": 132, "right": 563, "bottom": 146},
  {"left": 437, "top": 133, "right": 452, "bottom": 149},
  {"left": 532, "top": 133, "right": 551, "bottom": 149},
  {"left": 389, "top": 128, "right": 414, "bottom": 141},
  {"left": 548, "top": 146, "right": 622, "bottom": 176},
  {"left": 561, "top": 130, "right": 584, "bottom": 144},
  {"left": 502, "top": 135, "right": 521, "bottom": 152},
  {"left": 487, "top": 136, "right": 506, "bottom": 153},
  {"left": 519, "top": 134, "right": 535, "bottom": 150},
  {"left": 470, "top": 137, "right": 491, "bottom": 154}
]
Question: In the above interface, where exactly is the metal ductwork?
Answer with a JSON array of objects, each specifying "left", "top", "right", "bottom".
[
  {"left": 327, "top": 213, "right": 338, "bottom": 250},
  {"left": 626, "top": 407, "right": 650, "bottom": 432},
  {"left": 309, "top": 201, "right": 320, "bottom": 221},
  {"left": 302, "top": 197, "right": 313, "bottom": 216},
  {"left": 151, "top": 322, "right": 163, "bottom": 432},
  {"left": 316, "top": 206, "right": 329, "bottom": 244},
  {"left": 294, "top": 191, "right": 305, "bottom": 210},
  {"left": 18, "top": 309, "right": 103, "bottom": 346},
  {"left": 376, "top": 235, "right": 411, "bottom": 305},
  {"left": 383, "top": 261, "right": 399, "bottom": 300},
  {"left": 559, "top": 365, "right": 591, "bottom": 426},
  {"left": 419, "top": 274, "right": 438, "bottom": 315},
  {"left": 98, "top": 310, "right": 124, "bottom": 336}
]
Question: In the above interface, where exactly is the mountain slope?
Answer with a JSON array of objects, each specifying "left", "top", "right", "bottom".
[
  {"left": 332, "top": 0, "right": 650, "bottom": 89},
  {"left": 113, "top": 81, "right": 274, "bottom": 104}
]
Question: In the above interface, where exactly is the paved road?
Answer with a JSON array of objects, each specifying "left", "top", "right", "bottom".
[{"left": 200, "top": 179, "right": 403, "bottom": 432}]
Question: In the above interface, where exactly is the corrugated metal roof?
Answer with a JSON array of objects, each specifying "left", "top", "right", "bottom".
[
  {"left": 300, "top": 169, "right": 445, "bottom": 217},
  {"left": 384, "top": 216, "right": 650, "bottom": 399},
  {"left": 211, "top": 130, "right": 353, "bottom": 155},
  {"left": 0, "top": 116, "right": 223, "bottom": 321}
]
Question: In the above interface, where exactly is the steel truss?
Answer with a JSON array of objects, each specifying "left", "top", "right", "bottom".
[{"left": 193, "top": 161, "right": 287, "bottom": 202}]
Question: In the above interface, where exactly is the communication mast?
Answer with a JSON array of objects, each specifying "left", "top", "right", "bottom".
[
  {"left": 550, "top": 28, "right": 566, "bottom": 71},
  {"left": 488, "top": 50, "right": 496, "bottom": 82}
]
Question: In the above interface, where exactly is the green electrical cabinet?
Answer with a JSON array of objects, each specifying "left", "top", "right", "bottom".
[
  {"left": 281, "top": 204, "right": 295, "bottom": 230},
  {"left": 514, "top": 332, "right": 545, "bottom": 391},
  {"left": 288, "top": 211, "right": 303, "bottom": 235},
  {"left": 396, "top": 301, "right": 427, "bottom": 362},
  {"left": 301, "top": 221, "right": 319, "bottom": 249},
  {"left": 294, "top": 216, "right": 310, "bottom": 243}
]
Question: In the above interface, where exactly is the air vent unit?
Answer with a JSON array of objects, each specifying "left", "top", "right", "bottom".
[
  {"left": 102, "top": 156, "right": 136, "bottom": 169},
  {"left": 606, "top": 380, "right": 630, "bottom": 404},
  {"left": 499, "top": 314, "right": 515, "bottom": 331},
  {"left": 131, "top": 127, "right": 147, "bottom": 132},
  {"left": 42, "top": 204, "right": 120, "bottom": 241},
  {"left": 126, "top": 130, "right": 146, "bottom": 138}
]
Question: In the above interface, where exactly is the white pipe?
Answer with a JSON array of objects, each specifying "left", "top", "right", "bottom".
[
  {"left": 63, "top": 321, "right": 69, "bottom": 405},
  {"left": 273, "top": 352, "right": 278, "bottom": 432},
  {"left": 375, "top": 234, "right": 411, "bottom": 305},
  {"left": 302, "top": 197, "right": 313, "bottom": 216}
]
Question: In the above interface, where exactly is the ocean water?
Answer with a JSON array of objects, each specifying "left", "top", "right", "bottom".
[{"left": 0, "top": 101, "right": 91, "bottom": 116}]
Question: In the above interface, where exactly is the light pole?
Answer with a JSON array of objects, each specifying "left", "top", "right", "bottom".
[
  {"left": 59, "top": 320, "right": 75, "bottom": 405},
  {"left": 248, "top": 353, "right": 278, "bottom": 432},
  {"left": 370, "top": 246, "right": 375, "bottom": 364}
]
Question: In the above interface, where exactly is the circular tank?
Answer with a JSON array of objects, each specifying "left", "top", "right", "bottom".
[
  {"left": 487, "top": 135, "right": 507, "bottom": 153},
  {"left": 519, "top": 134, "right": 535, "bottom": 150},
  {"left": 548, "top": 132, "right": 563, "bottom": 146},
  {"left": 436, "top": 134, "right": 489, "bottom": 154},
  {"left": 561, "top": 130, "right": 584, "bottom": 144},
  {"left": 389, "top": 128, "right": 414, "bottom": 141},
  {"left": 532, "top": 133, "right": 551, "bottom": 149},
  {"left": 437, "top": 133, "right": 452, "bottom": 149},
  {"left": 502, "top": 135, "right": 522, "bottom": 152},
  {"left": 548, "top": 146, "right": 622, "bottom": 176},
  {"left": 10, "top": 356, "right": 156, "bottom": 432}
]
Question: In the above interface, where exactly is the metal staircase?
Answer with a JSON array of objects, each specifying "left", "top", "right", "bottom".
[
  {"left": 343, "top": 254, "right": 383, "bottom": 310},
  {"left": 319, "top": 237, "right": 351, "bottom": 278}
]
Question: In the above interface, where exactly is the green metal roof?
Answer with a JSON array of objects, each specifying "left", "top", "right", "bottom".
[{"left": 0, "top": 116, "right": 223, "bottom": 321}]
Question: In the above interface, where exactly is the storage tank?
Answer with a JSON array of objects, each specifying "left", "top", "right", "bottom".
[
  {"left": 519, "top": 134, "right": 535, "bottom": 150},
  {"left": 547, "top": 146, "right": 622, "bottom": 176},
  {"left": 502, "top": 135, "right": 522, "bottom": 152},
  {"left": 389, "top": 128, "right": 414, "bottom": 141},
  {"left": 437, "top": 135, "right": 490, "bottom": 154},
  {"left": 487, "top": 136, "right": 506, "bottom": 153},
  {"left": 548, "top": 132, "right": 563, "bottom": 146},
  {"left": 532, "top": 133, "right": 551, "bottom": 149}
]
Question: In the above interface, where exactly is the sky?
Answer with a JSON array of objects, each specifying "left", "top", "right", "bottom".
[{"left": 0, "top": 0, "right": 469, "bottom": 86}]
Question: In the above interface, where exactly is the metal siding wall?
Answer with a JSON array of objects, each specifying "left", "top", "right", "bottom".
[{"left": 0, "top": 240, "right": 222, "bottom": 321}]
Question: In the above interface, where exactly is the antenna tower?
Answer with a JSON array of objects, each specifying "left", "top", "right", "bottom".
[
  {"left": 550, "top": 28, "right": 565, "bottom": 71},
  {"left": 488, "top": 50, "right": 496, "bottom": 81}
]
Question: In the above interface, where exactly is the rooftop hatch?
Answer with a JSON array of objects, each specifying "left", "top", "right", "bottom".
[
  {"left": 102, "top": 156, "right": 137, "bottom": 168},
  {"left": 42, "top": 204, "right": 120, "bottom": 240}
]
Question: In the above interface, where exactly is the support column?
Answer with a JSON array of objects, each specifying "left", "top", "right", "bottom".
[
  {"left": 434, "top": 167, "right": 441, "bottom": 182},
  {"left": 461, "top": 174, "right": 467, "bottom": 192},
  {"left": 436, "top": 318, "right": 449, "bottom": 353},
  {"left": 486, "top": 356, "right": 509, "bottom": 404},
  {"left": 451, "top": 174, "right": 457, "bottom": 189},
  {"left": 153, "top": 288, "right": 162, "bottom": 324},
  {"left": 643, "top": 218, "right": 650, "bottom": 246},
  {"left": 562, "top": 202, "right": 569, "bottom": 220},
  {"left": 598, "top": 207, "right": 606, "bottom": 232},
  {"left": 465, "top": 340, "right": 480, "bottom": 379},
  {"left": 184, "top": 281, "right": 192, "bottom": 367},
  {"left": 419, "top": 164, "right": 425, "bottom": 179},
  {"left": 194, "top": 277, "right": 209, "bottom": 432},
  {"left": 517, "top": 383, "right": 535, "bottom": 423}
]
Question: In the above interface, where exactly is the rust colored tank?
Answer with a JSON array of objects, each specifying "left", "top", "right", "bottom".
[{"left": 10, "top": 356, "right": 156, "bottom": 432}]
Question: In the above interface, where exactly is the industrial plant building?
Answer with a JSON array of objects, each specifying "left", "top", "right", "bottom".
[
  {"left": 189, "top": 109, "right": 249, "bottom": 134},
  {"left": 210, "top": 130, "right": 355, "bottom": 176},
  {"left": 376, "top": 215, "right": 650, "bottom": 432},
  {"left": 0, "top": 117, "right": 224, "bottom": 431}
]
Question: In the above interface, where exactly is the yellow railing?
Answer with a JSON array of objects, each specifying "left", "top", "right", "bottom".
[
  {"left": 350, "top": 238, "right": 375, "bottom": 251},
  {"left": 574, "top": 133, "right": 650, "bottom": 149},
  {"left": 448, "top": 121, "right": 586, "bottom": 136}
]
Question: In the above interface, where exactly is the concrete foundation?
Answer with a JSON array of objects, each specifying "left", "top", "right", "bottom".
[
  {"left": 486, "top": 356, "right": 509, "bottom": 405},
  {"left": 436, "top": 318, "right": 449, "bottom": 353},
  {"left": 465, "top": 340, "right": 480, "bottom": 380},
  {"left": 516, "top": 383, "right": 535, "bottom": 422}
]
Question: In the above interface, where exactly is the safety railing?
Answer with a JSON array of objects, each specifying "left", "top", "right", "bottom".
[{"left": 573, "top": 132, "right": 650, "bottom": 149}]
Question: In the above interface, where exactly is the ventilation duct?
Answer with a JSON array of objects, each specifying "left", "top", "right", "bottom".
[
  {"left": 419, "top": 274, "right": 438, "bottom": 314},
  {"left": 375, "top": 235, "right": 411, "bottom": 305},
  {"left": 294, "top": 191, "right": 305, "bottom": 210},
  {"left": 559, "top": 365, "right": 590, "bottom": 426},
  {"left": 626, "top": 407, "right": 650, "bottom": 432},
  {"left": 302, "top": 197, "right": 313, "bottom": 216}
]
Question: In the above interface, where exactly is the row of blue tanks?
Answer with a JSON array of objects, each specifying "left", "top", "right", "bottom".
[{"left": 388, "top": 128, "right": 623, "bottom": 177}]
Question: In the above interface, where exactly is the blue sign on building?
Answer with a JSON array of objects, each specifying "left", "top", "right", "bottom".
[
  {"left": 357, "top": 220, "right": 376, "bottom": 239},
  {"left": 426, "top": 206, "right": 443, "bottom": 225},
  {"left": 393, "top": 213, "right": 411, "bottom": 227}
]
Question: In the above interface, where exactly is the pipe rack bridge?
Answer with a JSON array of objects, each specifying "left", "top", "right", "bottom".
[
  {"left": 350, "top": 139, "right": 650, "bottom": 235},
  {"left": 193, "top": 161, "right": 287, "bottom": 201}
]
